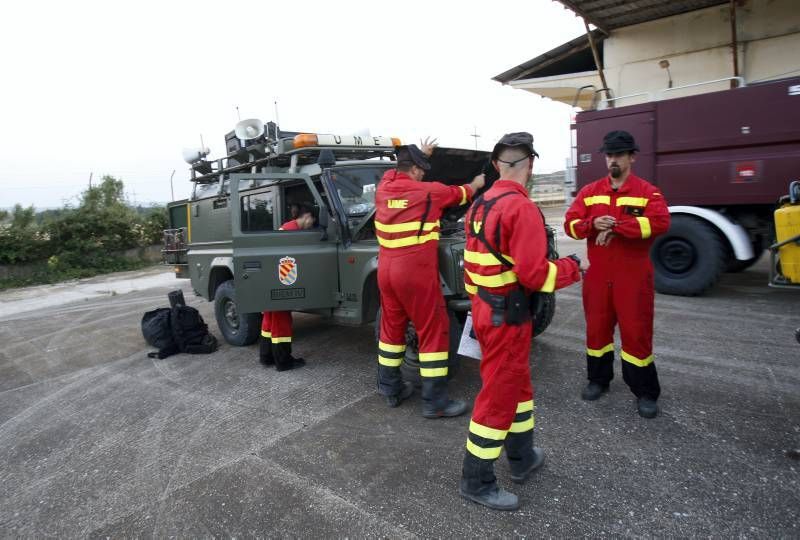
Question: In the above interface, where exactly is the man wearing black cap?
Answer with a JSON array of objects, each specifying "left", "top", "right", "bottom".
[
  {"left": 459, "top": 132, "right": 585, "bottom": 511},
  {"left": 564, "top": 130, "right": 670, "bottom": 418},
  {"left": 375, "top": 138, "right": 485, "bottom": 417}
]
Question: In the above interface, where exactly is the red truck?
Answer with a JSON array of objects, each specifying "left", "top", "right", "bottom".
[{"left": 572, "top": 76, "right": 800, "bottom": 295}]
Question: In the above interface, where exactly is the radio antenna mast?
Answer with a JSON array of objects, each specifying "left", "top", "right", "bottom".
[{"left": 274, "top": 100, "right": 280, "bottom": 127}]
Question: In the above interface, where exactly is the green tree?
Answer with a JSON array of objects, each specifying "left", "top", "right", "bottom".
[{"left": 0, "top": 204, "right": 49, "bottom": 264}]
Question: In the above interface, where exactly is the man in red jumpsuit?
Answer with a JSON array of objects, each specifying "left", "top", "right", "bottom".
[
  {"left": 259, "top": 206, "right": 315, "bottom": 372},
  {"left": 564, "top": 130, "right": 670, "bottom": 418},
  {"left": 459, "top": 133, "right": 585, "bottom": 511},
  {"left": 376, "top": 140, "right": 484, "bottom": 417}
]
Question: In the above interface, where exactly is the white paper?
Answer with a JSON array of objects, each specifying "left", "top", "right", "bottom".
[{"left": 457, "top": 312, "right": 482, "bottom": 360}]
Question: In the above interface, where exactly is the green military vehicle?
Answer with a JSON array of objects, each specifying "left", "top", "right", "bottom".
[{"left": 163, "top": 120, "right": 557, "bottom": 378}]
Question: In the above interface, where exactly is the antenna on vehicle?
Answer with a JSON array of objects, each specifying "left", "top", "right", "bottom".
[
  {"left": 236, "top": 105, "right": 241, "bottom": 121},
  {"left": 274, "top": 100, "right": 280, "bottom": 128}
]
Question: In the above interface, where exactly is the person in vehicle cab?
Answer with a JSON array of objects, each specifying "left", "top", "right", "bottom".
[
  {"left": 259, "top": 205, "right": 315, "bottom": 371},
  {"left": 459, "top": 132, "right": 585, "bottom": 511},
  {"left": 375, "top": 138, "right": 485, "bottom": 417},
  {"left": 564, "top": 130, "right": 670, "bottom": 418}
]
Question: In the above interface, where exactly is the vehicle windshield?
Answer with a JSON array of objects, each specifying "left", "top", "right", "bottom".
[{"left": 329, "top": 165, "right": 389, "bottom": 230}]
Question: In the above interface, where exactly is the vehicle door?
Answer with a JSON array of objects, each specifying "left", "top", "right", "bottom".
[{"left": 231, "top": 173, "right": 339, "bottom": 313}]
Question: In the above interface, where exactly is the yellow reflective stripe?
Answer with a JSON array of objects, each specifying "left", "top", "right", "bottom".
[
  {"left": 469, "top": 420, "right": 508, "bottom": 440},
  {"left": 261, "top": 331, "right": 272, "bottom": 338},
  {"left": 464, "top": 249, "right": 515, "bottom": 266},
  {"left": 465, "top": 269, "right": 518, "bottom": 287},
  {"left": 420, "top": 367, "right": 448, "bottom": 377},
  {"left": 378, "top": 355, "right": 403, "bottom": 367},
  {"left": 419, "top": 351, "right": 448, "bottom": 362},
  {"left": 374, "top": 220, "right": 440, "bottom": 233},
  {"left": 538, "top": 261, "right": 557, "bottom": 293},
  {"left": 466, "top": 439, "right": 503, "bottom": 460},
  {"left": 587, "top": 344, "right": 614, "bottom": 357},
  {"left": 569, "top": 218, "right": 580, "bottom": 239},
  {"left": 584, "top": 195, "right": 610, "bottom": 206},
  {"left": 621, "top": 350, "right": 654, "bottom": 367},
  {"left": 509, "top": 417, "right": 535, "bottom": 433},
  {"left": 378, "top": 341, "right": 406, "bottom": 353},
  {"left": 617, "top": 197, "right": 648, "bottom": 207},
  {"left": 459, "top": 185, "right": 468, "bottom": 205},
  {"left": 636, "top": 217, "right": 651, "bottom": 239},
  {"left": 377, "top": 231, "right": 440, "bottom": 248},
  {"left": 516, "top": 400, "right": 534, "bottom": 413},
  {"left": 464, "top": 282, "right": 477, "bottom": 295},
  {"left": 271, "top": 337, "right": 292, "bottom": 343}
]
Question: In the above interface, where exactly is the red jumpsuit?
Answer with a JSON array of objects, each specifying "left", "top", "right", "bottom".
[
  {"left": 564, "top": 174, "right": 670, "bottom": 399},
  {"left": 375, "top": 169, "right": 474, "bottom": 406},
  {"left": 260, "top": 219, "right": 300, "bottom": 366},
  {"left": 463, "top": 180, "right": 580, "bottom": 466}
]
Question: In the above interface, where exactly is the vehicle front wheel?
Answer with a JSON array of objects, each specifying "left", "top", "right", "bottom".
[
  {"left": 375, "top": 306, "right": 463, "bottom": 385},
  {"left": 214, "top": 280, "right": 261, "bottom": 346}
]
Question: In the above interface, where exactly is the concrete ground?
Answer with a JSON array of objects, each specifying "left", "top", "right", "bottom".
[{"left": 1, "top": 213, "right": 799, "bottom": 538}]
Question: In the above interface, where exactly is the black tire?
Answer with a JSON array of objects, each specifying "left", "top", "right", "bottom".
[
  {"left": 375, "top": 306, "right": 463, "bottom": 385},
  {"left": 532, "top": 292, "right": 556, "bottom": 337},
  {"left": 213, "top": 280, "right": 261, "bottom": 346},
  {"left": 651, "top": 215, "right": 726, "bottom": 296}
]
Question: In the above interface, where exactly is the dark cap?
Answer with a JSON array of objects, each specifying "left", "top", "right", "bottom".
[
  {"left": 395, "top": 144, "right": 431, "bottom": 171},
  {"left": 598, "top": 130, "right": 639, "bottom": 154},
  {"left": 491, "top": 132, "right": 540, "bottom": 161}
]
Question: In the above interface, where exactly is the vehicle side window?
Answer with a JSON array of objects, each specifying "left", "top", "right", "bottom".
[{"left": 241, "top": 191, "right": 275, "bottom": 232}]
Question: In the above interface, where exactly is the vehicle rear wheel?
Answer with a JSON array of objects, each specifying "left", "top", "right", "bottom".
[
  {"left": 375, "top": 306, "right": 463, "bottom": 385},
  {"left": 652, "top": 215, "right": 726, "bottom": 296},
  {"left": 726, "top": 238, "right": 765, "bottom": 273},
  {"left": 214, "top": 280, "right": 261, "bottom": 346}
]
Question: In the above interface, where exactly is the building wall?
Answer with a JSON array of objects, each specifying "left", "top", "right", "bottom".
[{"left": 602, "top": 0, "right": 800, "bottom": 105}]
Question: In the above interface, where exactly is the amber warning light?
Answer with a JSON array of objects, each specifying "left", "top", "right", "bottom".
[{"left": 293, "top": 133, "right": 401, "bottom": 148}]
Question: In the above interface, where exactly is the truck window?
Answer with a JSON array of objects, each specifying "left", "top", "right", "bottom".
[
  {"left": 241, "top": 190, "right": 275, "bottom": 232},
  {"left": 193, "top": 181, "right": 220, "bottom": 200},
  {"left": 330, "top": 166, "right": 388, "bottom": 230}
]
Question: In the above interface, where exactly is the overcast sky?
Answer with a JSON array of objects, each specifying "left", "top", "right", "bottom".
[{"left": 0, "top": 0, "right": 587, "bottom": 209}]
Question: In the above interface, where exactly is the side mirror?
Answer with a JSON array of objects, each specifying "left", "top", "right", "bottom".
[{"left": 318, "top": 207, "right": 329, "bottom": 241}]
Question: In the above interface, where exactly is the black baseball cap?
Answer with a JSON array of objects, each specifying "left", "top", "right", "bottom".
[
  {"left": 395, "top": 144, "right": 431, "bottom": 171},
  {"left": 598, "top": 130, "right": 639, "bottom": 154},
  {"left": 491, "top": 132, "right": 540, "bottom": 161}
]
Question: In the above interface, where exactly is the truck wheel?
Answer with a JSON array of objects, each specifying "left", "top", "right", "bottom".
[
  {"left": 375, "top": 307, "right": 463, "bottom": 385},
  {"left": 651, "top": 215, "right": 726, "bottom": 296},
  {"left": 532, "top": 292, "right": 556, "bottom": 338},
  {"left": 726, "top": 238, "right": 765, "bottom": 273},
  {"left": 214, "top": 280, "right": 261, "bottom": 346}
]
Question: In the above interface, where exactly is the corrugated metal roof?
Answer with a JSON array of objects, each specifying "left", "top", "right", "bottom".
[{"left": 557, "top": 0, "right": 730, "bottom": 32}]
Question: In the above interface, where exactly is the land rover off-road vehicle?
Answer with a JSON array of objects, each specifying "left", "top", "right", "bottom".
[{"left": 163, "top": 120, "right": 558, "bottom": 379}]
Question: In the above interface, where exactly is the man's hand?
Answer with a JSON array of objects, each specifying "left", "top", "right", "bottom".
[
  {"left": 420, "top": 136, "right": 438, "bottom": 157},
  {"left": 579, "top": 259, "right": 590, "bottom": 273},
  {"left": 593, "top": 215, "right": 616, "bottom": 231},
  {"left": 595, "top": 230, "right": 616, "bottom": 246},
  {"left": 469, "top": 173, "right": 486, "bottom": 192}
]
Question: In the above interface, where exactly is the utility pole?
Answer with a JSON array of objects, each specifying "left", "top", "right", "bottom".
[
  {"left": 169, "top": 170, "right": 176, "bottom": 201},
  {"left": 88, "top": 172, "right": 93, "bottom": 188},
  {"left": 470, "top": 126, "right": 481, "bottom": 151}
]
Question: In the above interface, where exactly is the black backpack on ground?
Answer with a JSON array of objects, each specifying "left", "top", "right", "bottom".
[{"left": 141, "top": 294, "right": 218, "bottom": 359}]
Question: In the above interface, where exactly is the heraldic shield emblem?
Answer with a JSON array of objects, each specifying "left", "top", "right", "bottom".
[{"left": 278, "top": 256, "right": 298, "bottom": 286}]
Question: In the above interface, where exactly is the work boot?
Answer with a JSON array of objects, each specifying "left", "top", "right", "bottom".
[
  {"left": 637, "top": 397, "right": 658, "bottom": 418},
  {"left": 423, "top": 399, "right": 468, "bottom": 419},
  {"left": 385, "top": 381, "right": 414, "bottom": 408},
  {"left": 581, "top": 382, "right": 609, "bottom": 401},
  {"left": 459, "top": 453, "right": 519, "bottom": 511},
  {"left": 258, "top": 338, "right": 274, "bottom": 367},
  {"left": 421, "top": 378, "right": 468, "bottom": 419},
  {"left": 274, "top": 342, "right": 305, "bottom": 372},
  {"left": 505, "top": 430, "right": 545, "bottom": 484}
]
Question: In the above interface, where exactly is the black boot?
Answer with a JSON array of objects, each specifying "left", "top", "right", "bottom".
[
  {"left": 421, "top": 378, "right": 467, "bottom": 419},
  {"left": 581, "top": 382, "right": 609, "bottom": 401},
  {"left": 274, "top": 342, "right": 305, "bottom": 372},
  {"left": 505, "top": 430, "right": 545, "bottom": 484},
  {"left": 459, "top": 452, "right": 519, "bottom": 511},
  {"left": 259, "top": 337, "right": 274, "bottom": 367},
  {"left": 385, "top": 381, "right": 414, "bottom": 408}
]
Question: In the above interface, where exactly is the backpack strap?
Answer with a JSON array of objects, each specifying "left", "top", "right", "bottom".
[{"left": 467, "top": 191, "right": 521, "bottom": 268}]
